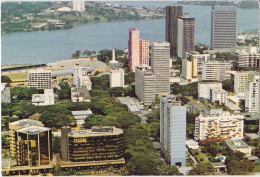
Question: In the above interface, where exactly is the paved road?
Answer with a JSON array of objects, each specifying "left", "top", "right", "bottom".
[{"left": 187, "top": 147, "right": 198, "bottom": 165}]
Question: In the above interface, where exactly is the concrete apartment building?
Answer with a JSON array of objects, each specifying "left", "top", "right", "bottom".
[
  {"left": 182, "top": 56, "right": 198, "bottom": 82},
  {"left": 28, "top": 70, "right": 52, "bottom": 89},
  {"left": 245, "top": 74, "right": 259, "bottom": 112},
  {"left": 73, "top": 67, "right": 91, "bottom": 89},
  {"left": 186, "top": 51, "right": 210, "bottom": 74},
  {"left": 209, "top": 87, "right": 228, "bottom": 105},
  {"left": 135, "top": 65, "right": 157, "bottom": 106},
  {"left": 9, "top": 119, "right": 44, "bottom": 158},
  {"left": 72, "top": 1, "right": 85, "bottom": 12},
  {"left": 139, "top": 39, "right": 150, "bottom": 66},
  {"left": 177, "top": 15, "right": 195, "bottom": 59},
  {"left": 166, "top": 6, "right": 183, "bottom": 56},
  {"left": 202, "top": 60, "right": 231, "bottom": 82},
  {"left": 151, "top": 42, "right": 170, "bottom": 95},
  {"left": 234, "top": 71, "right": 250, "bottom": 96},
  {"left": 32, "top": 89, "right": 55, "bottom": 106},
  {"left": 194, "top": 111, "right": 244, "bottom": 141},
  {"left": 198, "top": 82, "right": 222, "bottom": 99},
  {"left": 160, "top": 95, "right": 186, "bottom": 167},
  {"left": 128, "top": 28, "right": 140, "bottom": 72},
  {"left": 110, "top": 68, "right": 125, "bottom": 88},
  {"left": 210, "top": 6, "right": 237, "bottom": 49},
  {"left": 234, "top": 47, "right": 260, "bottom": 68}
]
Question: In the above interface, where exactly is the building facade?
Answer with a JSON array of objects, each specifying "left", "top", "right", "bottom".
[
  {"left": 177, "top": 16, "right": 195, "bottom": 59},
  {"left": 186, "top": 51, "right": 210, "bottom": 74},
  {"left": 139, "top": 39, "right": 150, "bottom": 66},
  {"left": 234, "top": 47, "right": 260, "bottom": 68},
  {"left": 210, "top": 6, "right": 237, "bottom": 49},
  {"left": 61, "top": 126, "right": 124, "bottom": 162},
  {"left": 234, "top": 71, "right": 250, "bottom": 96},
  {"left": 128, "top": 28, "right": 140, "bottom": 72},
  {"left": 135, "top": 65, "right": 157, "bottom": 106},
  {"left": 15, "top": 126, "right": 52, "bottom": 166},
  {"left": 32, "top": 89, "right": 55, "bottom": 106},
  {"left": 209, "top": 88, "right": 228, "bottom": 105},
  {"left": 202, "top": 60, "right": 231, "bottom": 81},
  {"left": 245, "top": 75, "right": 259, "bottom": 112},
  {"left": 194, "top": 111, "right": 244, "bottom": 141},
  {"left": 198, "top": 82, "right": 222, "bottom": 99},
  {"left": 151, "top": 42, "right": 170, "bottom": 95},
  {"left": 28, "top": 70, "right": 52, "bottom": 89},
  {"left": 73, "top": 67, "right": 91, "bottom": 88},
  {"left": 160, "top": 95, "right": 186, "bottom": 167},
  {"left": 110, "top": 68, "right": 125, "bottom": 88},
  {"left": 182, "top": 56, "right": 197, "bottom": 82},
  {"left": 72, "top": 1, "right": 85, "bottom": 12},
  {"left": 166, "top": 6, "right": 183, "bottom": 56}
]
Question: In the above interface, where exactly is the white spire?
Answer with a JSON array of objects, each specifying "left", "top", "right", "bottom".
[{"left": 110, "top": 49, "right": 118, "bottom": 64}]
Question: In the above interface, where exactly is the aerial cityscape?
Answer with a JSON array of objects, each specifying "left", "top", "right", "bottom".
[{"left": 1, "top": 0, "right": 260, "bottom": 176}]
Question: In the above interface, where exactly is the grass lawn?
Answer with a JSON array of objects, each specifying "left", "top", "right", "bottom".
[
  {"left": 186, "top": 159, "right": 192, "bottom": 167},
  {"left": 5, "top": 73, "right": 28, "bottom": 81},
  {"left": 253, "top": 163, "right": 260, "bottom": 173},
  {"left": 195, "top": 152, "right": 209, "bottom": 163}
]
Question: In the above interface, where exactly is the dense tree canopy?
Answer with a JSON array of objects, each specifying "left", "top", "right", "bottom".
[{"left": 57, "top": 80, "right": 71, "bottom": 100}]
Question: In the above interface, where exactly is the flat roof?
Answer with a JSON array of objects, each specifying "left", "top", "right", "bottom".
[
  {"left": 226, "top": 139, "right": 250, "bottom": 149},
  {"left": 117, "top": 97, "right": 136, "bottom": 105},
  {"left": 68, "top": 126, "right": 123, "bottom": 137},
  {"left": 32, "top": 94, "right": 45, "bottom": 103},
  {"left": 71, "top": 110, "right": 92, "bottom": 116},
  {"left": 189, "top": 101, "right": 205, "bottom": 111},
  {"left": 9, "top": 119, "right": 42, "bottom": 127},
  {"left": 17, "top": 125, "right": 50, "bottom": 135}
]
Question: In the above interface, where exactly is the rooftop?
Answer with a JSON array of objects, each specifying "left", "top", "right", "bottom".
[
  {"left": 161, "top": 95, "right": 182, "bottom": 106},
  {"left": 68, "top": 126, "right": 123, "bottom": 137},
  {"left": 71, "top": 110, "right": 92, "bottom": 116},
  {"left": 117, "top": 97, "right": 136, "bottom": 105},
  {"left": 189, "top": 101, "right": 206, "bottom": 112},
  {"left": 226, "top": 139, "right": 250, "bottom": 149},
  {"left": 9, "top": 119, "right": 43, "bottom": 127},
  {"left": 17, "top": 125, "right": 50, "bottom": 135},
  {"left": 32, "top": 94, "right": 45, "bottom": 103}
]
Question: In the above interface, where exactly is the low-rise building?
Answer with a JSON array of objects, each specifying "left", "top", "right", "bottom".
[
  {"left": 71, "top": 86, "right": 91, "bottom": 102},
  {"left": 226, "top": 139, "right": 252, "bottom": 156},
  {"left": 186, "top": 139, "right": 199, "bottom": 150},
  {"left": 198, "top": 82, "right": 222, "bottom": 100},
  {"left": 71, "top": 110, "right": 92, "bottom": 126},
  {"left": 188, "top": 101, "right": 206, "bottom": 115},
  {"left": 32, "top": 89, "right": 55, "bottom": 106},
  {"left": 195, "top": 111, "right": 244, "bottom": 142},
  {"left": 209, "top": 87, "right": 227, "bottom": 105}
]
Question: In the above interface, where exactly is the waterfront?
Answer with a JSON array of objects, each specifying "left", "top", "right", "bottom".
[{"left": 1, "top": 4, "right": 258, "bottom": 64}]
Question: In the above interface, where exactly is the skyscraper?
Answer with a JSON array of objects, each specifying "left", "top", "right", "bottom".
[
  {"left": 160, "top": 95, "right": 186, "bottom": 167},
  {"left": 151, "top": 42, "right": 170, "bottom": 94},
  {"left": 128, "top": 28, "right": 140, "bottom": 72},
  {"left": 211, "top": 6, "right": 237, "bottom": 49},
  {"left": 139, "top": 39, "right": 150, "bottom": 66},
  {"left": 28, "top": 70, "right": 52, "bottom": 89},
  {"left": 166, "top": 6, "right": 183, "bottom": 57},
  {"left": 177, "top": 15, "right": 195, "bottom": 59},
  {"left": 72, "top": 1, "right": 85, "bottom": 12}
]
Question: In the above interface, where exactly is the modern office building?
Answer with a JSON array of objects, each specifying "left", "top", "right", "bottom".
[
  {"left": 28, "top": 70, "right": 52, "bottom": 89},
  {"left": 139, "top": 39, "right": 150, "bottom": 66},
  {"left": 166, "top": 6, "right": 183, "bottom": 56},
  {"left": 61, "top": 126, "right": 124, "bottom": 162},
  {"left": 177, "top": 15, "right": 195, "bottom": 59},
  {"left": 234, "top": 71, "right": 250, "bottom": 96},
  {"left": 186, "top": 51, "right": 210, "bottom": 74},
  {"left": 210, "top": 6, "right": 237, "bottom": 49},
  {"left": 160, "top": 95, "right": 186, "bottom": 167},
  {"left": 182, "top": 56, "right": 197, "bottom": 82},
  {"left": 32, "top": 89, "right": 55, "bottom": 106},
  {"left": 234, "top": 47, "right": 260, "bottom": 68},
  {"left": 72, "top": 1, "right": 85, "bottom": 12},
  {"left": 202, "top": 60, "right": 231, "bottom": 81},
  {"left": 245, "top": 75, "right": 259, "bottom": 112},
  {"left": 209, "top": 87, "right": 228, "bottom": 105},
  {"left": 198, "top": 82, "right": 222, "bottom": 99},
  {"left": 110, "top": 68, "right": 125, "bottom": 88},
  {"left": 135, "top": 65, "right": 157, "bottom": 106},
  {"left": 15, "top": 126, "right": 52, "bottom": 166},
  {"left": 9, "top": 119, "right": 44, "bottom": 158},
  {"left": 128, "top": 28, "right": 140, "bottom": 72},
  {"left": 194, "top": 111, "right": 244, "bottom": 141},
  {"left": 151, "top": 42, "right": 170, "bottom": 94}
]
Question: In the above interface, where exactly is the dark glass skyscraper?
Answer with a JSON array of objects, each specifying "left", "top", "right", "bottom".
[{"left": 166, "top": 6, "right": 183, "bottom": 57}]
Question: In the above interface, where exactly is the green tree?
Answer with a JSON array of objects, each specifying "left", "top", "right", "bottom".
[
  {"left": 57, "top": 81, "right": 71, "bottom": 100},
  {"left": 1, "top": 75, "right": 12, "bottom": 85},
  {"left": 189, "top": 163, "right": 214, "bottom": 175},
  {"left": 1, "top": 134, "right": 10, "bottom": 147},
  {"left": 222, "top": 79, "right": 234, "bottom": 92},
  {"left": 52, "top": 136, "right": 61, "bottom": 154},
  {"left": 12, "top": 101, "right": 37, "bottom": 118},
  {"left": 125, "top": 72, "right": 135, "bottom": 85}
]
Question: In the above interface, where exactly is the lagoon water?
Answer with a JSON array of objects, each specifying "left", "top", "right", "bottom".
[{"left": 1, "top": 4, "right": 258, "bottom": 64}]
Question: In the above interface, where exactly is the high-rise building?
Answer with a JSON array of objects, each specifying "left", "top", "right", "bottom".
[
  {"left": 209, "top": 87, "right": 228, "bottom": 105},
  {"left": 160, "top": 95, "right": 186, "bottom": 167},
  {"left": 29, "top": 70, "right": 52, "bottom": 89},
  {"left": 128, "top": 28, "right": 140, "bottom": 72},
  {"left": 151, "top": 42, "right": 170, "bottom": 94},
  {"left": 177, "top": 16, "right": 195, "bottom": 59},
  {"left": 182, "top": 56, "right": 197, "bottom": 82},
  {"left": 166, "top": 6, "right": 183, "bottom": 56},
  {"left": 245, "top": 74, "right": 259, "bottom": 112},
  {"left": 73, "top": 67, "right": 91, "bottom": 89},
  {"left": 210, "top": 6, "right": 237, "bottom": 49},
  {"left": 15, "top": 126, "right": 52, "bottom": 166},
  {"left": 234, "top": 71, "right": 250, "bottom": 96},
  {"left": 72, "top": 1, "right": 85, "bottom": 12},
  {"left": 135, "top": 65, "right": 157, "bottom": 106},
  {"left": 9, "top": 119, "right": 44, "bottom": 158},
  {"left": 234, "top": 47, "right": 260, "bottom": 68},
  {"left": 198, "top": 82, "right": 222, "bottom": 99},
  {"left": 202, "top": 60, "right": 231, "bottom": 82},
  {"left": 186, "top": 51, "right": 210, "bottom": 75},
  {"left": 61, "top": 126, "right": 124, "bottom": 162},
  {"left": 194, "top": 111, "right": 244, "bottom": 141},
  {"left": 110, "top": 68, "right": 125, "bottom": 88},
  {"left": 139, "top": 39, "right": 150, "bottom": 66}
]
